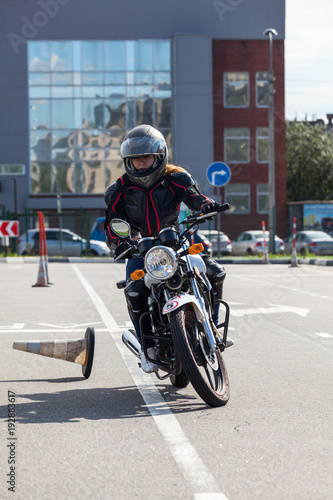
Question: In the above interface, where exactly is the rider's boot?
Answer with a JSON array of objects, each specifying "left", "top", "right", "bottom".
[{"left": 141, "top": 347, "right": 158, "bottom": 373}]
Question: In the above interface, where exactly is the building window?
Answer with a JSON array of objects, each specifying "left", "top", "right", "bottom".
[
  {"left": 225, "top": 128, "right": 249, "bottom": 163},
  {"left": 28, "top": 40, "right": 172, "bottom": 195},
  {"left": 0, "top": 164, "right": 25, "bottom": 175},
  {"left": 225, "top": 183, "right": 250, "bottom": 214},
  {"left": 256, "top": 72, "right": 269, "bottom": 107},
  {"left": 224, "top": 72, "right": 249, "bottom": 107},
  {"left": 256, "top": 127, "right": 269, "bottom": 163},
  {"left": 257, "top": 184, "right": 269, "bottom": 213}
]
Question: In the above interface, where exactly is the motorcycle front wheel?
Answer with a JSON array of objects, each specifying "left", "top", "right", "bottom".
[
  {"left": 170, "top": 308, "right": 229, "bottom": 407},
  {"left": 170, "top": 368, "right": 190, "bottom": 388}
]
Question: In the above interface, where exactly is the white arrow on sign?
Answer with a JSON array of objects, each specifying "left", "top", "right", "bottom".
[
  {"left": 231, "top": 303, "right": 310, "bottom": 318},
  {"left": 212, "top": 169, "right": 228, "bottom": 185},
  {"left": 0, "top": 220, "right": 19, "bottom": 237}
]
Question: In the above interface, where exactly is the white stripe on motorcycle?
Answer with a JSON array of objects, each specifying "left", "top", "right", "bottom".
[{"left": 72, "top": 264, "right": 230, "bottom": 500}]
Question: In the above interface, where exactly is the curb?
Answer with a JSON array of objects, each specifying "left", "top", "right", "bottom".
[
  {"left": 298, "top": 258, "right": 333, "bottom": 266},
  {"left": 216, "top": 258, "right": 291, "bottom": 265}
]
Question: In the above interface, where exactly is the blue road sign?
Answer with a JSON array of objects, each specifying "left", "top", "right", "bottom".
[{"left": 206, "top": 162, "right": 231, "bottom": 187}]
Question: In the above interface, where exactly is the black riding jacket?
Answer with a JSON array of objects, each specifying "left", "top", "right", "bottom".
[{"left": 104, "top": 171, "right": 212, "bottom": 247}]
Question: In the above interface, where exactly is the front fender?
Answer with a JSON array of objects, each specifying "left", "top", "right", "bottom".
[{"left": 162, "top": 293, "right": 205, "bottom": 321}]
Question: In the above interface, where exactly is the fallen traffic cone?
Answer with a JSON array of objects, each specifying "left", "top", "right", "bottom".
[
  {"left": 33, "top": 256, "right": 49, "bottom": 287},
  {"left": 12, "top": 327, "right": 95, "bottom": 378}
]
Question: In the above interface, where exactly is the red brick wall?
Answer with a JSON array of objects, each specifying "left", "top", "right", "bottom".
[{"left": 213, "top": 40, "right": 287, "bottom": 240}]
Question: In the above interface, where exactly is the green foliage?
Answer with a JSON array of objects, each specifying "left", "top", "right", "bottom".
[{"left": 286, "top": 121, "right": 333, "bottom": 201}]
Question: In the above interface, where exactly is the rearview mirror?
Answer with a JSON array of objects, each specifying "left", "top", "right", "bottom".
[{"left": 111, "top": 219, "right": 131, "bottom": 238}]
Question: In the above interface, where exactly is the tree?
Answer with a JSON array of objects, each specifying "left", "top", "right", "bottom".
[{"left": 286, "top": 121, "right": 333, "bottom": 201}]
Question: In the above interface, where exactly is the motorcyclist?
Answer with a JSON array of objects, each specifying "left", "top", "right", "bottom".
[{"left": 104, "top": 124, "right": 227, "bottom": 372}]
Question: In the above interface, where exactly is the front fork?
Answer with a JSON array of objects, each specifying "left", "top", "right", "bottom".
[{"left": 183, "top": 254, "right": 218, "bottom": 353}]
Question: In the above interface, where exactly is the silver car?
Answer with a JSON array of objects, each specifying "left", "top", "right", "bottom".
[
  {"left": 18, "top": 228, "right": 111, "bottom": 257},
  {"left": 231, "top": 230, "right": 285, "bottom": 256},
  {"left": 284, "top": 231, "right": 333, "bottom": 256},
  {"left": 200, "top": 230, "right": 232, "bottom": 256}
]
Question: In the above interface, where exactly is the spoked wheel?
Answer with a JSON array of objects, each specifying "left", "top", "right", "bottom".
[{"left": 170, "top": 308, "right": 229, "bottom": 407}]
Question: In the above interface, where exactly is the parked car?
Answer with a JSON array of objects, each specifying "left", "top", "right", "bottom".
[
  {"left": 18, "top": 228, "right": 111, "bottom": 257},
  {"left": 200, "top": 230, "right": 232, "bottom": 256},
  {"left": 189, "top": 230, "right": 213, "bottom": 256},
  {"left": 284, "top": 230, "right": 333, "bottom": 256},
  {"left": 231, "top": 230, "right": 285, "bottom": 255},
  {"left": 90, "top": 216, "right": 106, "bottom": 241}
]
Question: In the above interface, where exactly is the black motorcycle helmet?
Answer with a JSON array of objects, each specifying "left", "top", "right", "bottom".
[{"left": 121, "top": 125, "right": 168, "bottom": 189}]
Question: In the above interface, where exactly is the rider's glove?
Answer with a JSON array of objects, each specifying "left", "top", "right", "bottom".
[
  {"left": 114, "top": 241, "right": 131, "bottom": 259},
  {"left": 201, "top": 201, "right": 219, "bottom": 214}
]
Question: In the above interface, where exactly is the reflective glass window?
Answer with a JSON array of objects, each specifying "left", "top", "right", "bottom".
[
  {"left": 256, "top": 72, "right": 269, "bottom": 107},
  {"left": 104, "top": 41, "right": 126, "bottom": 71},
  {"left": 82, "top": 41, "right": 103, "bottom": 71},
  {"left": 256, "top": 127, "right": 269, "bottom": 163},
  {"left": 257, "top": 184, "right": 269, "bottom": 213},
  {"left": 52, "top": 161, "right": 75, "bottom": 193},
  {"left": 52, "top": 99, "right": 74, "bottom": 129},
  {"left": 29, "top": 73, "right": 51, "bottom": 86},
  {"left": 224, "top": 72, "right": 249, "bottom": 107},
  {"left": 154, "top": 42, "right": 171, "bottom": 71},
  {"left": 51, "top": 86, "right": 73, "bottom": 98},
  {"left": 30, "top": 100, "right": 51, "bottom": 130},
  {"left": 225, "top": 184, "right": 250, "bottom": 214},
  {"left": 28, "top": 42, "right": 50, "bottom": 72},
  {"left": 1, "top": 164, "right": 25, "bottom": 175},
  {"left": 135, "top": 41, "right": 153, "bottom": 71},
  {"left": 82, "top": 99, "right": 104, "bottom": 129},
  {"left": 82, "top": 161, "right": 105, "bottom": 193},
  {"left": 28, "top": 40, "right": 171, "bottom": 194},
  {"left": 51, "top": 73, "right": 73, "bottom": 85},
  {"left": 30, "top": 162, "right": 52, "bottom": 194},
  {"left": 50, "top": 41, "right": 73, "bottom": 71},
  {"left": 30, "top": 87, "right": 51, "bottom": 99},
  {"left": 225, "top": 128, "right": 249, "bottom": 163}
]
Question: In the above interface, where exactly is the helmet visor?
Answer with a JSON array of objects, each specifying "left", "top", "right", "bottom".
[{"left": 121, "top": 135, "right": 166, "bottom": 159}]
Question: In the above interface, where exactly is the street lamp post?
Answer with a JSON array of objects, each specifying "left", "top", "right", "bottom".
[{"left": 263, "top": 28, "right": 278, "bottom": 254}]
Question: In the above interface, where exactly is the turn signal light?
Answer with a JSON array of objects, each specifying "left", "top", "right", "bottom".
[
  {"left": 188, "top": 243, "right": 204, "bottom": 255},
  {"left": 130, "top": 269, "right": 145, "bottom": 280}
]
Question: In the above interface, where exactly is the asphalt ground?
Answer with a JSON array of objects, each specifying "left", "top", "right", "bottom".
[{"left": 0, "top": 261, "right": 332, "bottom": 499}]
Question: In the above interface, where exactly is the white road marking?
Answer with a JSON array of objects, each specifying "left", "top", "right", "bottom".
[
  {"left": 2, "top": 328, "right": 109, "bottom": 334},
  {"left": 315, "top": 333, "right": 333, "bottom": 338},
  {"left": 13, "top": 323, "right": 25, "bottom": 329},
  {"left": 72, "top": 263, "right": 229, "bottom": 499},
  {"left": 233, "top": 275, "right": 333, "bottom": 301},
  {"left": 36, "top": 321, "right": 103, "bottom": 329},
  {"left": 231, "top": 303, "right": 310, "bottom": 317}
]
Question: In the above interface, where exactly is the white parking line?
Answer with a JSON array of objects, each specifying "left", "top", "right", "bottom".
[
  {"left": 315, "top": 333, "right": 333, "bottom": 338},
  {"left": 72, "top": 264, "right": 229, "bottom": 500}
]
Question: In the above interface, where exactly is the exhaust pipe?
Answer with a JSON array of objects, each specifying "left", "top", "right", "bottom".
[{"left": 122, "top": 329, "right": 142, "bottom": 359}]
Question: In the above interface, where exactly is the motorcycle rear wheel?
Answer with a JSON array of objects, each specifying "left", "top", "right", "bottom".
[{"left": 170, "top": 308, "right": 229, "bottom": 407}]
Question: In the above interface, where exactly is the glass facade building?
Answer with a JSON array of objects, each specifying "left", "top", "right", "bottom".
[{"left": 28, "top": 40, "right": 172, "bottom": 195}]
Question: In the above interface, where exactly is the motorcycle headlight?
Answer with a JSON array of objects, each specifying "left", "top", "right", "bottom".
[{"left": 144, "top": 246, "right": 177, "bottom": 280}]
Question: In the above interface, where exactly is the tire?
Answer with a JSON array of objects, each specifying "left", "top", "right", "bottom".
[
  {"left": 170, "top": 368, "right": 190, "bottom": 388},
  {"left": 170, "top": 308, "right": 229, "bottom": 407},
  {"left": 247, "top": 248, "right": 254, "bottom": 256}
]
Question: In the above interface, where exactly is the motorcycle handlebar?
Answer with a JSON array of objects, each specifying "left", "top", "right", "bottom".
[
  {"left": 218, "top": 203, "right": 230, "bottom": 213},
  {"left": 183, "top": 203, "right": 230, "bottom": 223}
]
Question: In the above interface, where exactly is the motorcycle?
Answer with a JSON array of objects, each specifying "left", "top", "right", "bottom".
[{"left": 112, "top": 204, "right": 231, "bottom": 407}]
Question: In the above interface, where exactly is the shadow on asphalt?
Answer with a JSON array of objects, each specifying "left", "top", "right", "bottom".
[{"left": 0, "top": 383, "right": 207, "bottom": 423}]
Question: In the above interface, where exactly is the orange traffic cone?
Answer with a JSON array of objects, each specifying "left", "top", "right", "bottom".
[
  {"left": 12, "top": 328, "right": 95, "bottom": 379},
  {"left": 33, "top": 256, "right": 49, "bottom": 287}
]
